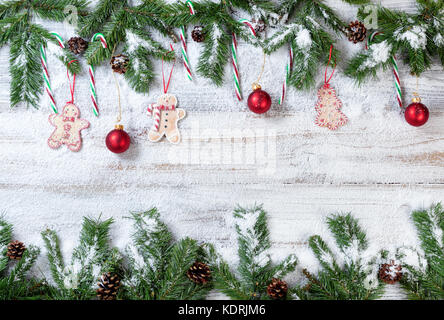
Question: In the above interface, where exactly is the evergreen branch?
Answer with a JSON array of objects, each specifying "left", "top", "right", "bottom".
[
  {"left": 306, "top": 214, "right": 383, "bottom": 300},
  {"left": 309, "top": 0, "right": 348, "bottom": 34},
  {"left": 309, "top": 235, "right": 340, "bottom": 273},
  {"left": 0, "top": 0, "right": 26, "bottom": 20},
  {"left": 41, "top": 229, "right": 65, "bottom": 290},
  {"left": 30, "top": 0, "right": 89, "bottom": 22},
  {"left": 0, "top": 216, "right": 13, "bottom": 273},
  {"left": 327, "top": 213, "right": 368, "bottom": 252},
  {"left": 0, "top": 215, "right": 13, "bottom": 247},
  {"left": 8, "top": 245, "right": 40, "bottom": 283},
  {"left": 130, "top": 209, "right": 173, "bottom": 276},
  {"left": 123, "top": 28, "right": 174, "bottom": 93},
  {"left": 213, "top": 205, "right": 299, "bottom": 300},
  {"left": 411, "top": 204, "right": 443, "bottom": 273},
  {"left": 157, "top": 238, "right": 202, "bottom": 300},
  {"left": 341, "top": 0, "right": 369, "bottom": 4},
  {"left": 42, "top": 217, "right": 118, "bottom": 300},
  {"left": 212, "top": 259, "right": 251, "bottom": 300},
  {"left": 78, "top": 0, "right": 124, "bottom": 37},
  {"left": 123, "top": 209, "right": 213, "bottom": 300},
  {"left": 197, "top": 23, "right": 230, "bottom": 86},
  {"left": 350, "top": 4, "right": 443, "bottom": 79},
  {"left": 9, "top": 26, "right": 43, "bottom": 108}
]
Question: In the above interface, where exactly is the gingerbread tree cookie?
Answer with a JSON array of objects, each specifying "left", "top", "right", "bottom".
[
  {"left": 315, "top": 85, "right": 348, "bottom": 130},
  {"left": 48, "top": 103, "right": 90, "bottom": 152},
  {"left": 147, "top": 94, "right": 186, "bottom": 144}
]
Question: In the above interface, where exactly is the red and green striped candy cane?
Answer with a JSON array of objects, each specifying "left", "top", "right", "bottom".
[
  {"left": 367, "top": 31, "right": 403, "bottom": 108},
  {"left": 89, "top": 33, "right": 108, "bottom": 117},
  {"left": 239, "top": 19, "right": 257, "bottom": 38},
  {"left": 40, "top": 32, "right": 65, "bottom": 113},
  {"left": 180, "top": 1, "right": 195, "bottom": 81},
  {"left": 50, "top": 31, "right": 65, "bottom": 49},
  {"left": 40, "top": 44, "right": 57, "bottom": 113},
  {"left": 185, "top": 0, "right": 195, "bottom": 15},
  {"left": 231, "top": 33, "right": 242, "bottom": 101},
  {"left": 231, "top": 19, "right": 257, "bottom": 101},
  {"left": 279, "top": 46, "right": 293, "bottom": 105}
]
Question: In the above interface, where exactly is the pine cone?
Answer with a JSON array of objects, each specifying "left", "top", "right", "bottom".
[
  {"left": 7, "top": 240, "right": 26, "bottom": 260},
  {"left": 267, "top": 278, "right": 288, "bottom": 300},
  {"left": 346, "top": 21, "right": 367, "bottom": 44},
  {"left": 68, "top": 37, "right": 88, "bottom": 55},
  {"left": 252, "top": 18, "right": 266, "bottom": 33},
  {"left": 96, "top": 272, "right": 121, "bottom": 300},
  {"left": 191, "top": 26, "right": 205, "bottom": 43},
  {"left": 110, "top": 54, "right": 130, "bottom": 74},
  {"left": 187, "top": 262, "right": 211, "bottom": 284},
  {"left": 379, "top": 260, "right": 402, "bottom": 284}
]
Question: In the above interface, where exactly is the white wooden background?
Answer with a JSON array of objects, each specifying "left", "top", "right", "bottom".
[{"left": 0, "top": 0, "right": 443, "bottom": 300}]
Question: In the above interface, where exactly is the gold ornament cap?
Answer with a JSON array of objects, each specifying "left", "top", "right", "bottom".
[
  {"left": 412, "top": 92, "right": 421, "bottom": 103},
  {"left": 412, "top": 96, "right": 422, "bottom": 103},
  {"left": 115, "top": 124, "right": 124, "bottom": 130},
  {"left": 252, "top": 82, "right": 262, "bottom": 91}
]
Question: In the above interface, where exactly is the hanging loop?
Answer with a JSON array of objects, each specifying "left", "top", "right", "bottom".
[
  {"left": 66, "top": 60, "right": 78, "bottom": 104},
  {"left": 324, "top": 45, "right": 336, "bottom": 87}
]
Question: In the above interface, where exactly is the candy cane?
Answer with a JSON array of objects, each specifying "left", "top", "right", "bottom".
[
  {"left": 180, "top": 27, "right": 192, "bottom": 81},
  {"left": 147, "top": 104, "right": 161, "bottom": 131},
  {"left": 367, "top": 32, "right": 402, "bottom": 108},
  {"left": 40, "top": 44, "right": 57, "bottom": 113},
  {"left": 231, "top": 33, "right": 242, "bottom": 101},
  {"left": 186, "top": 0, "right": 195, "bottom": 14},
  {"left": 179, "top": 1, "right": 195, "bottom": 81},
  {"left": 91, "top": 33, "right": 108, "bottom": 49},
  {"left": 88, "top": 65, "right": 99, "bottom": 117},
  {"left": 40, "top": 32, "right": 65, "bottom": 113},
  {"left": 239, "top": 19, "right": 257, "bottom": 37},
  {"left": 89, "top": 33, "right": 108, "bottom": 116},
  {"left": 50, "top": 32, "right": 65, "bottom": 49},
  {"left": 279, "top": 46, "right": 293, "bottom": 105}
]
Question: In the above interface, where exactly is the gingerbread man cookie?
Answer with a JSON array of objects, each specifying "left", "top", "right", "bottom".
[
  {"left": 48, "top": 103, "right": 90, "bottom": 152},
  {"left": 147, "top": 94, "right": 186, "bottom": 144}
]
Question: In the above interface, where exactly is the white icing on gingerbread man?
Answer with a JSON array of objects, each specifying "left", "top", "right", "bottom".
[
  {"left": 147, "top": 94, "right": 186, "bottom": 144},
  {"left": 48, "top": 103, "right": 90, "bottom": 152}
]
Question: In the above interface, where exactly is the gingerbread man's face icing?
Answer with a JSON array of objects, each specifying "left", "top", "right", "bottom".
[
  {"left": 157, "top": 94, "right": 177, "bottom": 108},
  {"left": 48, "top": 103, "right": 90, "bottom": 152},
  {"left": 147, "top": 94, "right": 185, "bottom": 144},
  {"left": 62, "top": 104, "right": 80, "bottom": 118}
]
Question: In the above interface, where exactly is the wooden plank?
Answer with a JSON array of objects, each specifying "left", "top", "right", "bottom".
[{"left": 0, "top": 111, "right": 442, "bottom": 185}]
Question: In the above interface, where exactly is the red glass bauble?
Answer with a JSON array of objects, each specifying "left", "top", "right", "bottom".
[
  {"left": 247, "top": 87, "right": 272, "bottom": 114},
  {"left": 106, "top": 125, "right": 131, "bottom": 153},
  {"left": 404, "top": 102, "right": 429, "bottom": 127}
]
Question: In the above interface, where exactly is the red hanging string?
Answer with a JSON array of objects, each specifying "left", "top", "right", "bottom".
[
  {"left": 162, "top": 45, "right": 176, "bottom": 94},
  {"left": 324, "top": 45, "right": 336, "bottom": 87},
  {"left": 66, "top": 60, "right": 78, "bottom": 104}
]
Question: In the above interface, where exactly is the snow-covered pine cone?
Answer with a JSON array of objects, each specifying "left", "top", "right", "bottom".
[
  {"left": 379, "top": 261, "right": 403, "bottom": 284},
  {"left": 267, "top": 278, "right": 288, "bottom": 300},
  {"left": 68, "top": 37, "right": 89, "bottom": 55},
  {"left": 187, "top": 261, "right": 211, "bottom": 284},
  {"left": 96, "top": 272, "right": 122, "bottom": 300},
  {"left": 191, "top": 26, "right": 205, "bottom": 43},
  {"left": 7, "top": 240, "right": 26, "bottom": 260},
  {"left": 347, "top": 21, "right": 367, "bottom": 44},
  {"left": 110, "top": 54, "right": 130, "bottom": 74}
]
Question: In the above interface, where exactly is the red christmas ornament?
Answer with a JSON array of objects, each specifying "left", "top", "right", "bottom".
[
  {"left": 247, "top": 84, "right": 272, "bottom": 114},
  {"left": 404, "top": 97, "right": 429, "bottom": 127},
  {"left": 106, "top": 125, "right": 131, "bottom": 153}
]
